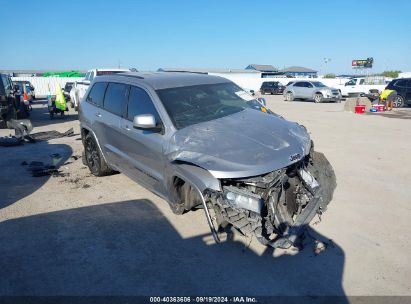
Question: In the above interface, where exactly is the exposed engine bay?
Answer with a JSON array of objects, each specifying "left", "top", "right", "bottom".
[{"left": 204, "top": 150, "right": 336, "bottom": 249}]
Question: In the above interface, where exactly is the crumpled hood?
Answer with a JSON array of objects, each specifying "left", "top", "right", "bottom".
[{"left": 166, "top": 109, "right": 311, "bottom": 179}]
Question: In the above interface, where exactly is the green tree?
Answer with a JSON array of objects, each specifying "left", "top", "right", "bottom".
[
  {"left": 381, "top": 70, "right": 401, "bottom": 78},
  {"left": 323, "top": 73, "right": 336, "bottom": 78}
]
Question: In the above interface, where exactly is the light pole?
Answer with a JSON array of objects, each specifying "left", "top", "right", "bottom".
[{"left": 321, "top": 58, "right": 331, "bottom": 76}]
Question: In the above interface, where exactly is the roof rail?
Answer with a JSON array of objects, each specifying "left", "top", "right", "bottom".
[{"left": 114, "top": 73, "right": 145, "bottom": 79}]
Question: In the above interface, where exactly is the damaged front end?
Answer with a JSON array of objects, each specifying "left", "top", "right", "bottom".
[{"left": 204, "top": 150, "right": 335, "bottom": 249}]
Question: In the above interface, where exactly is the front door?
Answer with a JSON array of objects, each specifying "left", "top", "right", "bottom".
[
  {"left": 118, "top": 86, "right": 166, "bottom": 195},
  {"left": 406, "top": 80, "right": 411, "bottom": 103}
]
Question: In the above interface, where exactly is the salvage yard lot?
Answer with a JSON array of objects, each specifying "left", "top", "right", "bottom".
[{"left": 0, "top": 96, "right": 410, "bottom": 296}]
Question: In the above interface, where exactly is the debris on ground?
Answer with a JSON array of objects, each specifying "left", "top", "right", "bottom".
[
  {"left": 29, "top": 128, "right": 75, "bottom": 141},
  {"left": 0, "top": 118, "right": 75, "bottom": 147},
  {"left": 27, "top": 161, "right": 60, "bottom": 177}
]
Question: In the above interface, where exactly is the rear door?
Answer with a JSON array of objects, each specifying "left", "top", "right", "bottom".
[
  {"left": 118, "top": 86, "right": 166, "bottom": 195},
  {"left": 97, "top": 82, "right": 130, "bottom": 168}
]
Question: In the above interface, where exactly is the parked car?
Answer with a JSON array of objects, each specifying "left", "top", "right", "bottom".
[
  {"left": 260, "top": 81, "right": 285, "bottom": 95},
  {"left": 11, "top": 82, "right": 31, "bottom": 118},
  {"left": 338, "top": 77, "right": 389, "bottom": 97},
  {"left": 283, "top": 81, "right": 341, "bottom": 103},
  {"left": 13, "top": 81, "right": 34, "bottom": 101},
  {"left": 0, "top": 74, "right": 30, "bottom": 124},
  {"left": 15, "top": 80, "right": 35, "bottom": 99},
  {"left": 385, "top": 78, "right": 411, "bottom": 108},
  {"left": 63, "top": 82, "right": 74, "bottom": 102},
  {"left": 79, "top": 72, "right": 336, "bottom": 249},
  {"left": 71, "top": 68, "right": 130, "bottom": 111}
]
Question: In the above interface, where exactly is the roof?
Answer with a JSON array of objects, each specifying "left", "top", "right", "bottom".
[
  {"left": 281, "top": 66, "right": 317, "bottom": 73},
  {"left": 245, "top": 64, "right": 277, "bottom": 72},
  {"left": 157, "top": 68, "right": 260, "bottom": 74},
  {"left": 100, "top": 72, "right": 230, "bottom": 90}
]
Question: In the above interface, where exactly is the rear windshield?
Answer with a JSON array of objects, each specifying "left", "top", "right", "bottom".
[{"left": 156, "top": 82, "right": 259, "bottom": 129}]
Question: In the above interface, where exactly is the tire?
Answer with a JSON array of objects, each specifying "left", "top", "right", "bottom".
[
  {"left": 170, "top": 182, "right": 202, "bottom": 215},
  {"left": 261, "top": 90, "right": 265, "bottom": 95},
  {"left": 314, "top": 93, "right": 323, "bottom": 103},
  {"left": 307, "top": 151, "right": 337, "bottom": 211},
  {"left": 285, "top": 92, "right": 294, "bottom": 101},
  {"left": 393, "top": 95, "right": 405, "bottom": 108},
  {"left": 84, "top": 133, "right": 113, "bottom": 176}
]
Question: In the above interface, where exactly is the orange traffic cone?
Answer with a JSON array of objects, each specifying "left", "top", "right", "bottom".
[
  {"left": 23, "top": 86, "right": 32, "bottom": 111},
  {"left": 23, "top": 86, "right": 29, "bottom": 104}
]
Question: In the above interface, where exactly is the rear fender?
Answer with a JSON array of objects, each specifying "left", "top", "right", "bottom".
[{"left": 80, "top": 126, "right": 109, "bottom": 164}]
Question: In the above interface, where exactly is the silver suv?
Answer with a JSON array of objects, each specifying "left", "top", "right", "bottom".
[
  {"left": 79, "top": 72, "right": 336, "bottom": 249},
  {"left": 284, "top": 81, "right": 341, "bottom": 103}
]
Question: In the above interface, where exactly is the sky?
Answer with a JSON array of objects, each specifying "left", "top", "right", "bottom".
[{"left": 1, "top": 0, "right": 410, "bottom": 74}]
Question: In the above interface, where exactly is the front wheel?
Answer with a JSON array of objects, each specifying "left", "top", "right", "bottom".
[
  {"left": 393, "top": 95, "right": 405, "bottom": 108},
  {"left": 314, "top": 93, "right": 323, "bottom": 103}
]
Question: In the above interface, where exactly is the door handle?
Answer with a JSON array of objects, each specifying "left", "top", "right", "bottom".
[{"left": 95, "top": 112, "right": 101, "bottom": 117}]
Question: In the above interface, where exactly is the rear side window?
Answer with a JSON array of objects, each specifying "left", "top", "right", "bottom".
[
  {"left": 127, "top": 86, "right": 161, "bottom": 123},
  {"left": 103, "top": 83, "right": 129, "bottom": 116},
  {"left": 86, "top": 82, "right": 107, "bottom": 107}
]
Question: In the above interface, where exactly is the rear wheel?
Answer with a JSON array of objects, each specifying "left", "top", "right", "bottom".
[
  {"left": 285, "top": 92, "right": 294, "bottom": 101},
  {"left": 314, "top": 93, "right": 323, "bottom": 103},
  {"left": 84, "top": 134, "right": 113, "bottom": 176},
  {"left": 393, "top": 95, "right": 405, "bottom": 108}
]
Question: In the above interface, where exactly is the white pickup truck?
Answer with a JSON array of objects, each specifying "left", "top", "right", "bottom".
[
  {"left": 70, "top": 68, "right": 130, "bottom": 111},
  {"left": 338, "top": 77, "right": 390, "bottom": 97}
]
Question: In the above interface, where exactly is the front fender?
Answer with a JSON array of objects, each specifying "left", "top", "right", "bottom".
[{"left": 165, "top": 161, "right": 221, "bottom": 195}]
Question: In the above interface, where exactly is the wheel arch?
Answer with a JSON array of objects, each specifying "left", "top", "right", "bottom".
[{"left": 81, "top": 126, "right": 109, "bottom": 164}]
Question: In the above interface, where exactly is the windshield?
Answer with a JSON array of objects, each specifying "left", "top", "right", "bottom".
[
  {"left": 156, "top": 82, "right": 259, "bottom": 129},
  {"left": 312, "top": 81, "right": 326, "bottom": 87}
]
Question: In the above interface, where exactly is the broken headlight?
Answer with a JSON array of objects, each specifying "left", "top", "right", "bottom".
[{"left": 223, "top": 186, "right": 263, "bottom": 214}]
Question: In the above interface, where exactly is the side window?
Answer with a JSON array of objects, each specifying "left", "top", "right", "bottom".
[
  {"left": 127, "top": 86, "right": 161, "bottom": 124},
  {"left": 359, "top": 79, "right": 365, "bottom": 85},
  {"left": 294, "top": 82, "right": 303, "bottom": 87},
  {"left": 395, "top": 80, "right": 406, "bottom": 87},
  {"left": 0, "top": 76, "right": 6, "bottom": 95},
  {"left": 346, "top": 79, "right": 356, "bottom": 86},
  {"left": 1, "top": 75, "right": 13, "bottom": 94},
  {"left": 406, "top": 80, "right": 411, "bottom": 89},
  {"left": 86, "top": 82, "right": 107, "bottom": 107},
  {"left": 103, "top": 83, "right": 129, "bottom": 116},
  {"left": 305, "top": 82, "right": 313, "bottom": 88}
]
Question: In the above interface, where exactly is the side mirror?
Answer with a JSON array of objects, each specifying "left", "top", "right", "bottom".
[
  {"left": 133, "top": 114, "right": 161, "bottom": 132},
  {"left": 249, "top": 90, "right": 255, "bottom": 96},
  {"left": 257, "top": 97, "right": 266, "bottom": 106}
]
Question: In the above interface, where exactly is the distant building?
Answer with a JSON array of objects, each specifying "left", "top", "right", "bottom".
[
  {"left": 280, "top": 66, "right": 317, "bottom": 78},
  {"left": 245, "top": 64, "right": 278, "bottom": 72}
]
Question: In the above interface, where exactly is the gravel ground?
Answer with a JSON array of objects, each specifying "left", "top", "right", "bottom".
[{"left": 0, "top": 96, "right": 410, "bottom": 297}]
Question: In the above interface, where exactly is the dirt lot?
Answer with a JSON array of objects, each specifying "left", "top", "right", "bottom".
[{"left": 0, "top": 96, "right": 410, "bottom": 297}]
